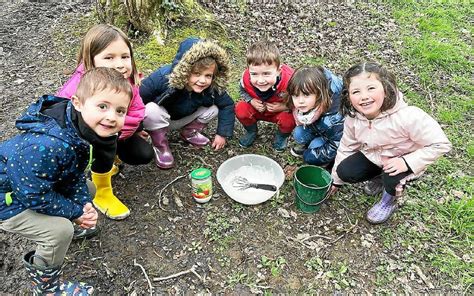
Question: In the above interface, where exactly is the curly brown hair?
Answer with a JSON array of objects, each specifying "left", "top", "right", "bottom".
[
  {"left": 284, "top": 66, "right": 331, "bottom": 113},
  {"left": 340, "top": 62, "right": 398, "bottom": 117}
]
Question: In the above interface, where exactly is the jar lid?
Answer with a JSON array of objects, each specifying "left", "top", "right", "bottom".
[{"left": 190, "top": 168, "right": 211, "bottom": 180}]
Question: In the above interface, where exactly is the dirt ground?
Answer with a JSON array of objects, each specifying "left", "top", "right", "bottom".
[{"left": 0, "top": 1, "right": 463, "bottom": 295}]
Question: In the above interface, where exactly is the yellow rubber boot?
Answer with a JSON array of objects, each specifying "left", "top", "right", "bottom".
[{"left": 91, "top": 169, "right": 130, "bottom": 220}]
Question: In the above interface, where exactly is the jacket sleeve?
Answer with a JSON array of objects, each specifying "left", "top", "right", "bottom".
[
  {"left": 119, "top": 86, "right": 145, "bottom": 140},
  {"left": 239, "top": 81, "right": 253, "bottom": 103},
  {"left": 401, "top": 107, "right": 452, "bottom": 174},
  {"left": 59, "top": 173, "right": 92, "bottom": 206},
  {"left": 139, "top": 67, "right": 170, "bottom": 105},
  {"left": 7, "top": 144, "right": 85, "bottom": 220},
  {"left": 305, "top": 113, "right": 344, "bottom": 165},
  {"left": 214, "top": 91, "right": 236, "bottom": 138},
  {"left": 331, "top": 117, "right": 362, "bottom": 185}
]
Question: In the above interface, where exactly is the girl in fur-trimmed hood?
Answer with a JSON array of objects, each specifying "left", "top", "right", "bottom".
[{"left": 140, "top": 37, "right": 235, "bottom": 169}]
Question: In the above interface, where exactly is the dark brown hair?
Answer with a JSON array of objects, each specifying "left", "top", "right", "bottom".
[
  {"left": 78, "top": 24, "right": 140, "bottom": 85},
  {"left": 340, "top": 62, "right": 398, "bottom": 117},
  {"left": 246, "top": 40, "right": 280, "bottom": 67},
  {"left": 75, "top": 67, "right": 132, "bottom": 103},
  {"left": 284, "top": 66, "right": 331, "bottom": 113}
]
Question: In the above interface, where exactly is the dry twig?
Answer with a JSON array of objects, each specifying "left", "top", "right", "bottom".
[
  {"left": 153, "top": 265, "right": 204, "bottom": 282},
  {"left": 155, "top": 174, "right": 187, "bottom": 211},
  {"left": 133, "top": 259, "right": 153, "bottom": 296}
]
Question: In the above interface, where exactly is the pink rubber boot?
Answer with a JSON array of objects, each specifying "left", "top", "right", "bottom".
[
  {"left": 149, "top": 128, "right": 174, "bottom": 169},
  {"left": 180, "top": 120, "right": 210, "bottom": 146}
]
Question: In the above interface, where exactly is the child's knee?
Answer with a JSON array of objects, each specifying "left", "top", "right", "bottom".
[
  {"left": 235, "top": 101, "right": 254, "bottom": 119},
  {"left": 292, "top": 126, "right": 306, "bottom": 143},
  {"left": 336, "top": 164, "right": 355, "bottom": 183},
  {"left": 51, "top": 219, "right": 74, "bottom": 246},
  {"left": 197, "top": 105, "right": 218, "bottom": 123},
  {"left": 277, "top": 113, "right": 296, "bottom": 133},
  {"left": 144, "top": 103, "right": 170, "bottom": 130}
]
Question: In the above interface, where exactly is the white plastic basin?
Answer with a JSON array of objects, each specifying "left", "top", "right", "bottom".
[{"left": 216, "top": 154, "right": 285, "bottom": 205}]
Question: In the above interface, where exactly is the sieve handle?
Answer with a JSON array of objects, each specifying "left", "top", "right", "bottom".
[{"left": 251, "top": 184, "right": 278, "bottom": 191}]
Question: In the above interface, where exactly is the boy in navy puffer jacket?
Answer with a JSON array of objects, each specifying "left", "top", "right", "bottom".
[{"left": 0, "top": 68, "right": 132, "bottom": 295}]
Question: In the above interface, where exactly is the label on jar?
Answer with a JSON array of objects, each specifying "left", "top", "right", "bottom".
[{"left": 190, "top": 168, "right": 212, "bottom": 200}]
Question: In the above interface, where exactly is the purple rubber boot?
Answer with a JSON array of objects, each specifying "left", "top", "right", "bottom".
[
  {"left": 149, "top": 128, "right": 175, "bottom": 169},
  {"left": 180, "top": 120, "right": 210, "bottom": 146},
  {"left": 366, "top": 190, "right": 397, "bottom": 224}
]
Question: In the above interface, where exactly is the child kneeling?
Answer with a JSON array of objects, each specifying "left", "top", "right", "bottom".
[
  {"left": 0, "top": 68, "right": 132, "bottom": 294},
  {"left": 331, "top": 62, "right": 451, "bottom": 224}
]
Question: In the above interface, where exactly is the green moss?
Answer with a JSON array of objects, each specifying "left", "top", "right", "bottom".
[
  {"left": 297, "top": 56, "right": 327, "bottom": 68},
  {"left": 134, "top": 37, "right": 178, "bottom": 74}
]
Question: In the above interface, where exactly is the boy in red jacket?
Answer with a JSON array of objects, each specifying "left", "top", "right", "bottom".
[{"left": 235, "top": 40, "right": 295, "bottom": 151}]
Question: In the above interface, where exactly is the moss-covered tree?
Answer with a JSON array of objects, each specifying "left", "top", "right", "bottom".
[{"left": 96, "top": 0, "right": 209, "bottom": 44}]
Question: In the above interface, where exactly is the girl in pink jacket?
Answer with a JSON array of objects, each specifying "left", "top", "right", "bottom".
[
  {"left": 57, "top": 24, "right": 153, "bottom": 224},
  {"left": 331, "top": 62, "right": 451, "bottom": 224}
]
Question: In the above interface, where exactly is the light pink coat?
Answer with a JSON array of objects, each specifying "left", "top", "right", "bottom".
[
  {"left": 56, "top": 64, "right": 145, "bottom": 140},
  {"left": 331, "top": 95, "right": 452, "bottom": 185}
]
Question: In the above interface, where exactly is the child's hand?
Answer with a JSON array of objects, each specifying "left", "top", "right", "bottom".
[
  {"left": 266, "top": 102, "right": 288, "bottom": 113},
  {"left": 74, "top": 203, "right": 98, "bottom": 229},
  {"left": 250, "top": 99, "right": 266, "bottom": 113},
  {"left": 382, "top": 157, "right": 408, "bottom": 176},
  {"left": 212, "top": 135, "right": 226, "bottom": 150},
  {"left": 329, "top": 185, "right": 339, "bottom": 196}
]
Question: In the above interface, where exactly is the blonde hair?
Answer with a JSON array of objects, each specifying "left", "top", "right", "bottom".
[
  {"left": 75, "top": 67, "right": 132, "bottom": 103},
  {"left": 246, "top": 40, "right": 280, "bottom": 67},
  {"left": 285, "top": 66, "right": 331, "bottom": 113},
  {"left": 78, "top": 24, "right": 140, "bottom": 85}
]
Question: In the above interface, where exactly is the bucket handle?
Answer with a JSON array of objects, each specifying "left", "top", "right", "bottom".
[{"left": 295, "top": 181, "right": 332, "bottom": 206}]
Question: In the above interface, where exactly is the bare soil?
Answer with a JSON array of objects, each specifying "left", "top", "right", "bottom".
[{"left": 0, "top": 1, "right": 459, "bottom": 295}]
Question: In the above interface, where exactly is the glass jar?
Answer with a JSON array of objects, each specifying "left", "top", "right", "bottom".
[{"left": 190, "top": 168, "right": 212, "bottom": 203}]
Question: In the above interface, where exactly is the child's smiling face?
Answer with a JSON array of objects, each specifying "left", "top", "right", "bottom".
[
  {"left": 248, "top": 62, "right": 281, "bottom": 92},
  {"left": 93, "top": 38, "right": 132, "bottom": 79},
  {"left": 186, "top": 63, "right": 216, "bottom": 93},
  {"left": 72, "top": 88, "right": 130, "bottom": 137},
  {"left": 349, "top": 73, "right": 385, "bottom": 119}
]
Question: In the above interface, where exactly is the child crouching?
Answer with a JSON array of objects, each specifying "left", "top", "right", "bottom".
[
  {"left": 285, "top": 66, "right": 344, "bottom": 167},
  {"left": 331, "top": 62, "right": 452, "bottom": 224},
  {"left": 140, "top": 37, "right": 235, "bottom": 169},
  {"left": 0, "top": 67, "right": 132, "bottom": 295}
]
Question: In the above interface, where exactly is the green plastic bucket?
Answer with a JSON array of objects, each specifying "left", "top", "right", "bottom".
[{"left": 293, "top": 165, "right": 332, "bottom": 213}]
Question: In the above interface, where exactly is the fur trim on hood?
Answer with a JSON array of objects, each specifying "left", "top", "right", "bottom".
[{"left": 168, "top": 38, "right": 230, "bottom": 94}]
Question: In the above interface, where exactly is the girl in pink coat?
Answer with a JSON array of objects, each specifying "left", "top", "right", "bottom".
[
  {"left": 331, "top": 62, "right": 451, "bottom": 224},
  {"left": 57, "top": 24, "right": 153, "bottom": 225}
]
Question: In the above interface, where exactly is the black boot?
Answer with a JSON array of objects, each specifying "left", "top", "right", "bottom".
[{"left": 23, "top": 251, "right": 93, "bottom": 295}]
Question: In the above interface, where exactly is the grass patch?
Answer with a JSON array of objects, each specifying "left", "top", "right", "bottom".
[{"left": 389, "top": 1, "right": 473, "bottom": 290}]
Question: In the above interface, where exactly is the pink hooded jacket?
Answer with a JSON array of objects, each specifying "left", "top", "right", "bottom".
[
  {"left": 331, "top": 95, "right": 452, "bottom": 185},
  {"left": 56, "top": 64, "right": 145, "bottom": 140}
]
